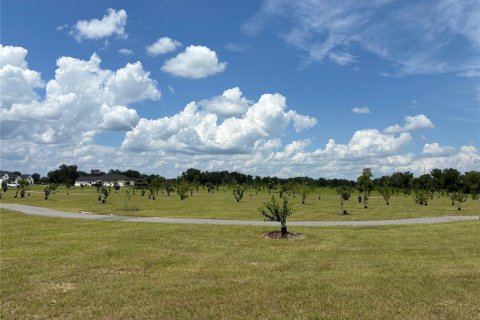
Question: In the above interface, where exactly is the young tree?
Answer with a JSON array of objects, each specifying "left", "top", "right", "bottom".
[
  {"left": 449, "top": 192, "right": 456, "bottom": 206},
  {"left": 452, "top": 192, "right": 467, "bottom": 210},
  {"left": 98, "top": 186, "right": 109, "bottom": 204},
  {"left": 413, "top": 189, "right": 428, "bottom": 206},
  {"left": 44, "top": 185, "right": 52, "bottom": 200},
  {"left": 2, "top": 180, "right": 8, "bottom": 192},
  {"left": 148, "top": 184, "right": 156, "bottom": 200},
  {"left": 65, "top": 181, "right": 73, "bottom": 195},
  {"left": 113, "top": 181, "right": 120, "bottom": 193},
  {"left": 124, "top": 188, "right": 131, "bottom": 210},
  {"left": 233, "top": 185, "right": 244, "bottom": 202},
  {"left": 402, "top": 187, "right": 411, "bottom": 198},
  {"left": 336, "top": 186, "right": 351, "bottom": 214},
  {"left": 357, "top": 168, "right": 373, "bottom": 208},
  {"left": 18, "top": 179, "right": 29, "bottom": 198},
  {"left": 260, "top": 196, "right": 295, "bottom": 238},
  {"left": 150, "top": 177, "right": 165, "bottom": 195},
  {"left": 205, "top": 182, "right": 215, "bottom": 194},
  {"left": 378, "top": 185, "right": 393, "bottom": 205},
  {"left": 299, "top": 184, "right": 310, "bottom": 205},
  {"left": 176, "top": 182, "right": 188, "bottom": 200},
  {"left": 165, "top": 183, "right": 174, "bottom": 196}
]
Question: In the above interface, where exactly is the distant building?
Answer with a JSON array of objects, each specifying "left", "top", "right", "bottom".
[
  {"left": 15, "top": 174, "right": 35, "bottom": 185},
  {"left": 0, "top": 172, "right": 9, "bottom": 184},
  {"left": 0, "top": 171, "right": 34, "bottom": 186},
  {"left": 75, "top": 174, "right": 135, "bottom": 187}
]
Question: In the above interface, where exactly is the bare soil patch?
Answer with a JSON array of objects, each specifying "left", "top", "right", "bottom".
[{"left": 263, "top": 230, "right": 304, "bottom": 239}]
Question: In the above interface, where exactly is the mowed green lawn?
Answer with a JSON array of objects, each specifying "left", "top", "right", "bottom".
[
  {"left": 1, "top": 185, "right": 479, "bottom": 221},
  {"left": 1, "top": 209, "right": 479, "bottom": 319}
]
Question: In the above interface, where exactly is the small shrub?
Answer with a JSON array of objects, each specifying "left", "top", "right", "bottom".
[
  {"left": 259, "top": 196, "right": 295, "bottom": 238},
  {"left": 233, "top": 185, "right": 244, "bottom": 202}
]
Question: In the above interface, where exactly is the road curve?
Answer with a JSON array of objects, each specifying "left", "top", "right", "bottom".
[{"left": 1, "top": 203, "right": 478, "bottom": 227}]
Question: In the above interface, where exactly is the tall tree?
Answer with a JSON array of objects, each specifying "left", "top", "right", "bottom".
[
  {"left": 357, "top": 168, "right": 373, "bottom": 208},
  {"left": 443, "top": 168, "right": 461, "bottom": 192},
  {"left": 47, "top": 164, "right": 79, "bottom": 185}
]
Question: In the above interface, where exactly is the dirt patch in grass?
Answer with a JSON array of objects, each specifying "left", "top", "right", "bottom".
[
  {"left": 43, "top": 282, "right": 76, "bottom": 293},
  {"left": 263, "top": 230, "right": 304, "bottom": 239}
]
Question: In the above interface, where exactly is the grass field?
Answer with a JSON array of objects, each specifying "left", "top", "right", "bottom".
[
  {"left": 0, "top": 185, "right": 478, "bottom": 221},
  {"left": 1, "top": 209, "right": 479, "bottom": 319}
]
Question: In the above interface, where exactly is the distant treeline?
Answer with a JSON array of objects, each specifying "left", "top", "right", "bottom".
[{"left": 34, "top": 164, "right": 480, "bottom": 195}]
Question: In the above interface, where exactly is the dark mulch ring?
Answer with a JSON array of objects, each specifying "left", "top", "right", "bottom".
[{"left": 263, "top": 231, "right": 304, "bottom": 239}]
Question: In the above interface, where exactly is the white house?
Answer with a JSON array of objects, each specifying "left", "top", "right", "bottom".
[
  {"left": 15, "top": 174, "right": 35, "bottom": 185},
  {"left": 1, "top": 172, "right": 35, "bottom": 187},
  {"left": 0, "top": 172, "right": 9, "bottom": 185},
  {"left": 75, "top": 174, "right": 135, "bottom": 187}
]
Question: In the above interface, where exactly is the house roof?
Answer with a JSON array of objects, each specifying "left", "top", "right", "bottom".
[
  {"left": 21, "top": 174, "right": 32, "bottom": 179},
  {"left": 98, "top": 174, "right": 133, "bottom": 181},
  {"left": 75, "top": 174, "right": 133, "bottom": 182},
  {"left": 76, "top": 176, "right": 100, "bottom": 182}
]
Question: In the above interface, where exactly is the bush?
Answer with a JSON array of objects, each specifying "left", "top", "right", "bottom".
[{"left": 233, "top": 185, "right": 244, "bottom": 202}]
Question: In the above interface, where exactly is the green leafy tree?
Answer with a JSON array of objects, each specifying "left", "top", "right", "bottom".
[
  {"left": 260, "top": 196, "right": 295, "bottom": 238},
  {"left": 98, "top": 186, "right": 109, "bottom": 204},
  {"left": 402, "top": 187, "right": 411, "bottom": 198},
  {"left": 357, "top": 168, "right": 373, "bottom": 208},
  {"left": 165, "top": 183, "right": 174, "bottom": 196},
  {"left": 451, "top": 192, "right": 467, "bottom": 210},
  {"left": 413, "top": 189, "right": 428, "bottom": 206},
  {"left": 150, "top": 177, "right": 165, "bottom": 195},
  {"left": 2, "top": 180, "right": 8, "bottom": 192},
  {"left": 205, "top": 182, "right": 215, "bottom": 194},
  {"left": 461, "top": 171, "right": 480, "bottom": 199},
  {"left": 47, "top": 164, "right": 79, "bottom": 184},
  {"left": 44, "top": 185, "right": 52, "bottom": 200},
  {"left": 336, "top": 186, "right": 351, "bottom": 214},
  {"left": 233, "top": 185, "right": 244, "bottom": 202},
  {"left": 378, "top": 185, "right": 393, "bottom": 205},
  {"left": 148, "top": 184, "right": 156, "bottom": 200},
  {"left": 430, "top": 168, "right": 443, "bottom": 192},
  {"left": 113, "top": 181, "right": 120, "bottom": 193},
  {"left": 443, "top": 168, "right": 461, "bottom": 192},
  {"left": 31, "top": 173, "right": 41, "bottom": 184},
  {"left": 176, "top": 182, "right": 188, "bottom": 200},
  {"left": 18, "top": 179, "right": 29, "bottom": 198},
  {"left": 299, "top": 185, "right": 310, "bottom": 205}
]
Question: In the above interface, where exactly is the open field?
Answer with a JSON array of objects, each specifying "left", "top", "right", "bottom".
[
  {"left": 0, "top": 185, "right": 478, "bottom": 221},
  {"left": 1, "top": 209, "right": 479, "bottom": 319}
]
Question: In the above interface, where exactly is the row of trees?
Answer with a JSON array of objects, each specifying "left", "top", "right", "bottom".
[{"left": 11, "top": 164, "right": 479, "bottom": 199}]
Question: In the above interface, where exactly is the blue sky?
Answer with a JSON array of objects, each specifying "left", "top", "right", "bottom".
[{"left": 1, "top": 0, "right": 479, "bottom": 178}]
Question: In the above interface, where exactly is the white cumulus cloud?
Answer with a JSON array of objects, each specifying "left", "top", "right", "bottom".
[
  {"left": 0, "top": 45, "right": 44, "bottom": 109},
  {"left": 146, "top": 37, "right": 182, "bottom": 56},
  {"left": 122, "top": 89, "right": 315, "bottom": 154},
  {"left": 72, "top": 8, "right": 127, "bottom": 41},
  {"left": 1, "top": 48, "right": 159, "bottom": 144},
  {"left": 161, "top": 45, "right": 226, "bottom": 79},
  {"left": 198, "top": 87, "right": 251, "bottom": 118},
  {"left": 384, "top": 114, "right": 434, "bottom": 134},
  {"left": 422, "top": 143, "right": 456, "bottom": 157}
]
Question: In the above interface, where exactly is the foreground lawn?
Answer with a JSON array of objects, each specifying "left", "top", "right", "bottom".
[
  {"left": 1, "top": 186, "right": 479, "bottom": 221},
  {"left": 1, "top": 209, "right": 479, "bottom": 319}
]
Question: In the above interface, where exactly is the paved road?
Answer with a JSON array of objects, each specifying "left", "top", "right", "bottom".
[{"left": 1, "top": 203, "right": 478, "bottom": 227}]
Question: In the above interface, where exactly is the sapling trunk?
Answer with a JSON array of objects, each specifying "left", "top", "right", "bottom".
[{"left": 281, "top": 224, "right": 287, "bottom": 238}]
